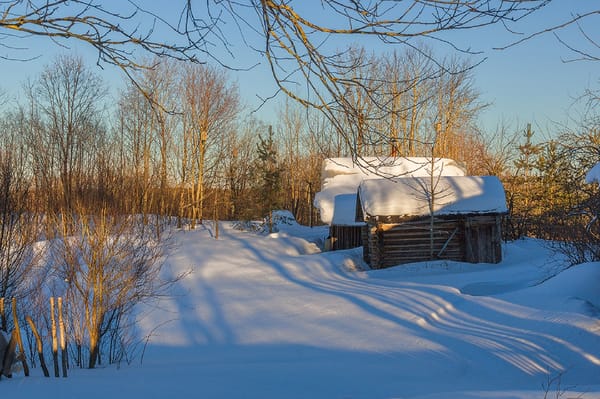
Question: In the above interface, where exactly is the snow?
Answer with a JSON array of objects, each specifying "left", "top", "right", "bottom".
[
  {"left": 358, "top": 175, "right": 508, "bottom": 219},
  {"left": 586, "top": 162, "right": 600, "bottom": 186},
  {"left": 314, "top": 157, "right": 467, "bottom": 225},
  {"left": 321, "top": 157, "right": 467, "bottom": 181},
  {"left": 2, "top": 221, "right": 600, "bottom": 398}
]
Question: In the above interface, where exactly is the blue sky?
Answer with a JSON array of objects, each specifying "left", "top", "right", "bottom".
[
  {"left": 1, "top": 1, "right": 598, "bottom": 138},
  {"left": 453, "top": 0, "right": 600, "bottom": 136}
]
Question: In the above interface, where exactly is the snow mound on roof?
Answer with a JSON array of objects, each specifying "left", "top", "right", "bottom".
[
  {"left": 358, "top": 175, "right": 507, "bottom": 219},
  {"left": 585, "top": 162, "right": 600, "bottom": 186},
  {"left": 314, "top": 157, "right": 466, "bottom": 225},
  {"left": 321, "top": 157, "right": 466, "bottom": 180},
  {"left": 315, "top": 173, "right": 367, "bottom": 226}
]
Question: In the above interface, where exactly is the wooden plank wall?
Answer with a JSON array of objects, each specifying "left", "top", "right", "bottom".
[
  {"left": 330, "top": 225, "right": 364, "bottom": 250},
  {"left": 361, "top": 225, "right": 370, "bottom": 263},
  {"left": 464, "top": 215, "right": 503, "bottom": 263}
]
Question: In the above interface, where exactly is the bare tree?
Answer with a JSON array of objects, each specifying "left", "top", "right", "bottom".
[
  {"left": 52, "top": 208, "right": 169, "bottom": 369},
  {"left": 276, "top": 100, "right": 325, "bottom": 224},
  {"left": 223, "top": 118, "right": 263, "bottom": 221},
  {"left": 0, "top": 1, "right": 205, "bottom": 82},
  {"left": 251, "top": 1, "right": 552, "bottom": 159},
  {"left": 114, "top": 59, "right": 179, "bottom": 228},
  {"left": 332, "top": 47, "right": 383, "bottom": 156},
  {"left": 0, "top": 123, "right": 43, "bottom": 331},
  {"left": 472, "top": 121, "right": 523, "bottom": 177},
  {"left": 0, "top": 2, "right": 548, "bottom": 64},
  {"left": 1, "top": 1, "right": 560, "bottom": 156},
  {"left": 26, "top": 54, "right": 107, "bottom": 213},
  {"left": 180, "top": 63, "right": 240, "bottom": 227},
  {"left": 115, "top": 82, "right": 156, "bottom": 219},
  {"left": 277, "top": 100, "right": 306, "bottom": 219},
  {"left": 383, "top": 46, "right": 436, "bottom": 157},
  {"left": 495, "top": 5, "right": 600, "bottom": 62},
  {"left": 324, "top": 44, "right": 485, "bottom": 165},
  {"left": 431, "top": 57, "right": 486, "bottom": 161},
  {"left": 142, "top": 60, "right": 179, "bottom": 220}
]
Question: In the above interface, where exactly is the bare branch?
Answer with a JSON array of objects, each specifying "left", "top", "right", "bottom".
[
  {"left": 494, "top": 10, "right": 600, "bottom": 51},
  {"left": 0, "top": 0, "right": 558, "bottom": 158}
]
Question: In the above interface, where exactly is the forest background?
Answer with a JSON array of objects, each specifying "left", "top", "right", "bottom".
[{"left": 1, "top": 47, "right": 598, "bottom": 241}]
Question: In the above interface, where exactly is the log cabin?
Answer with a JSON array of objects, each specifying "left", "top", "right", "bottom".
[
  {"left": 314, "top": 157, "right": 466, "bottom": 250},
  {"left": 356, "top": 175, "right": 507, "bottom": 268}
]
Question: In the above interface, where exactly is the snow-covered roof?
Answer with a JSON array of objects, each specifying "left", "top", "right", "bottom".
[
  {"left": 585, "top": 162, "right": 600, "bottom": 186},
  {"left": 357, "top": 175, "right": 508, "bottom": 220},
  {"left": 314, "top": 157, "right": 467, "bottom": 225},
  {"left": 321, "top": 157, "right": 466, "bottom": 180}
]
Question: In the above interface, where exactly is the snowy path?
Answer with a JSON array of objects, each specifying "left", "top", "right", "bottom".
[{"left": 135, "top": 224, "right": 600, "bottom": 398}]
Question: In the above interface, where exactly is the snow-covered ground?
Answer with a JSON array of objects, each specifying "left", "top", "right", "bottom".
[{"left": 3, "top": 219, "right": 600, "bottom": 398}]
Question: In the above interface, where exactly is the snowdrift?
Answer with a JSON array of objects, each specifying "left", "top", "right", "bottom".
[{"left": 1, "top": 224, "right": 598, "bottom": 399}]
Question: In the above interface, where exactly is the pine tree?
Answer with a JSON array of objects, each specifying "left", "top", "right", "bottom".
[
  {"left": 536, "top": 140, "right": 576, "bottom": 213},
  {"left": 514, "top": 124, "right": 541, "bottom": 179},
  {"left": 507, "top": 123, "right": 542, "bottom": 237},
  {"left": 256, "top": 126, "right": 282, "bottom": 233}
]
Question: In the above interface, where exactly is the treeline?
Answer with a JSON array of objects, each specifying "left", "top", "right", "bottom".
[
  {"left": 1, "top": 49, "right": 599, "bottom": 246},
  {"left": 2, "top": 55, "right": 322, "bottom": 226},
  {"left": 0, "top": 45, "right": 495, "bottom": 228}
]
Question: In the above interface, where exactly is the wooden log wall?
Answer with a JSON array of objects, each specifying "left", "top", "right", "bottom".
[{"left": 366, "top": 215, "right": 503, "bottom": 269}]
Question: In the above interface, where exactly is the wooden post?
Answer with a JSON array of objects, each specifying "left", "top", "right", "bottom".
[
  {"left": 0, "top": 328, "right": 10, "bottom": 378},
  {"left": 307, "top": 182, "right": 313, "bottom": 228},
  {"left": 11, "top": 298, "right": 29, "bottom": 376},
  {"left": 58, "top": 297, "right": 68, "bottom": 377},
  {"left": 2, "top": 330, "right": 17, "bottom": 378},
  {"left": 50, "top": 297, "right": 59, "bottom": 377},
  {"left": 25, "top": 316, "right": 50, "bottom": 377},
  {"left": 0, "top": 297, "right": 5, "bottom": 331}
]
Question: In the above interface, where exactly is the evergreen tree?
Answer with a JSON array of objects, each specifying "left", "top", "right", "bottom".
[
  {"left": 506, "top": 123, "right": 542, "bottom": 238},
  {"left": 536, "top": 140, "right": 577, "bottom": 213},
  {"left": 514, "top": 123, "right": 541, "bottom": 176},
  {"left": 256, "top": 126, "right": 282, "bottom": 233}
]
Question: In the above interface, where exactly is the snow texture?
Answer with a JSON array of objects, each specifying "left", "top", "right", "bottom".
[
  {"left": 358, "top": 175, "right": 508, "bottom": 219},
  {"left": 586, "top": 162, "right": 600, "bottom": 186},
  {"left": 314, "top": 157, "right": 466, "bottom": 225},
  {"left": 1, "top": 220, "right": 599, "bottom": 399}
]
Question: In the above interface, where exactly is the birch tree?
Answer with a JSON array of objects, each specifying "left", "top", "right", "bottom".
[
  {"left": 115, "top": 84, "right": 155, "bottom": 218},
  {"left": 180, "top": 64, "right": 239, "bottom": 227}
]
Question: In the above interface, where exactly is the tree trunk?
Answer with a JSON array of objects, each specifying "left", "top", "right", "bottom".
[
  {"left": 58, "top": 297, "right": 68, "bottom": 377},
  {"left": 0, "top": 297, "right": 5, "bottom": 332},
  {"left": 88, "top": 330, "right": 100, "bottom": 369},
  {"left": 11, "top": 298, "right": 29, "bottom": 376},
  {"left": 50, "top": 297, "right": 59, "bottom": 377},
  {"left": 2, "top": 330, "right": 17, "bottom": 378},
  {"left": 25, "top": 316, "right": 50, "bottom": 377},
  {"left": 214, "top": 192, "right": 219, "bottom": 240}
]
